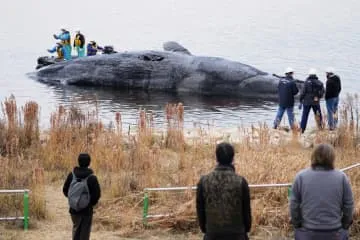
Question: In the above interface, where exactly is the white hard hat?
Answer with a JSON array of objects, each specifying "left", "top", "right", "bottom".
[
  {"left": 285, "top": 67, "right": 294, "bottom": 74},
  {"left": 308, "top": 68, "right": 317, "bottom": 75},
  {"left": 326, "top": 67, "right": 335, "bottom": 73}
]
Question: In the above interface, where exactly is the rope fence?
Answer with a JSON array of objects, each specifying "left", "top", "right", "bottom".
[
  {"left": 142, "top": 163, "right": 360, "bottom": 225},
  {"left": 0, "top": 189, "right": 30, "bottom": 230}
]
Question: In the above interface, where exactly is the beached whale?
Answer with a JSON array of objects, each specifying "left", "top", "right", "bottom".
[{"left": 33, "top": 41, "right": 302, "bottom": 99}]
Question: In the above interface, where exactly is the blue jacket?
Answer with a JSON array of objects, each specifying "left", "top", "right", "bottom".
[
  {"left": 54, "top": 32, "right": 71, "bottom": 45},
  {"left": 87, "top": 43, "right": 103, "bottom": 56},
  {"left": 48, "top": 46, "right": 59, "bottom": 53},
  {"left": 47, "top": 45, "right": 64, "bottom": 58},
  {"left": 278, "top": 76, "right": 299, "bottom": 108},
  {"left": 300, "top": 75, "right": 325, "bottom": 106}
]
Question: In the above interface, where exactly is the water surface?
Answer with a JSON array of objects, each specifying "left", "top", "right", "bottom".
[{"left": 1, "top": 0, "right": 359, "bottom": 129}]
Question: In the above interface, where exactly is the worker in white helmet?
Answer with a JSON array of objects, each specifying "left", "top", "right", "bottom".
[
  {"left": 299, "top": 68, "right": 325, "bottom": 133},
  {"left": 273, "top": 67, "right": 299, "bottom": 130},
  {"left": 324, "top": 67, "right": 341, "bottom": 130}
]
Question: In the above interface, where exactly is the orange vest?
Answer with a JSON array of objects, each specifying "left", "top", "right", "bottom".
[
  {"left": 74, "top": 35, "right": 82, "bottom": 47},
  {"left": 56, "top": 46, "right": 63, "bottom": 59},
  {"left": 62, "top": 39, "right": 71, "bottom": 45}
]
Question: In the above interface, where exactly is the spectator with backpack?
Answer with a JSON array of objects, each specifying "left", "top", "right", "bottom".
[{"left": 63, "top": 153, "right": 101, "bottom": 240}]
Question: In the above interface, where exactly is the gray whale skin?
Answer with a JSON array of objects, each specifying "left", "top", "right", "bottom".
[{"left": 34, "top": 41, "right": 299, "bottom": 99}]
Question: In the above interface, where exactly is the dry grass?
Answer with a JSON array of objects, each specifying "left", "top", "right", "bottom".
[{"left": 0, "top": 94, "right": 360, "bottom": 239}]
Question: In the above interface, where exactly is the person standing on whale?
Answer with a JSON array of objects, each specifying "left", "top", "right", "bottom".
[
  {"left": 273, "top": 67, "right": 299, "bottom": 130},
  {"left": 73, "top": 30, "right": 86, "bottom": 57},
  {"left": 54, "top": 28, "right": 72, "bottom": 60}
]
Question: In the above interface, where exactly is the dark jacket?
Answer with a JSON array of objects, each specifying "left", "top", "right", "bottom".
[
  {"left": 63, "top": 167, "right": 101, "bottom": 215},
  {"left": 196, "top": 165, "right": 251, "bottom": 238},
  {"left": 325, "top": 74, "right": 341, "bottom": 100},
  {"left": 73, "top": 33, "right": 85, "bottom": 48},
  {"left": 278, "top": 76, "right": 299, "bottom": 108},
  {"left": 87, "top": 43, "right": 103, "bottom": 56},
  {"left": 299, "top": 75, "right": 325, "bottom": 106}
]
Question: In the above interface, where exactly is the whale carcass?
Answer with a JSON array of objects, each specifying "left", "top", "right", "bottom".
[{"left": 33, "top": 41, "right": 302, "bottom": 99}]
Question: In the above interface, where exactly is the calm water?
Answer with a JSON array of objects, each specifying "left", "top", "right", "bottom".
[{"left": 1, "top": 0, "right": 360, "bottom": 129}]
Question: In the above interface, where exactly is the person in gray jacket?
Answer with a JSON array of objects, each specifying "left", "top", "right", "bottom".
[{"left": 289, "top": 143, "right": 354, "bottom": 240}]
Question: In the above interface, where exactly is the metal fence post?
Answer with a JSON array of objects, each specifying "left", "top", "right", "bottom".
[
  {"left": 287, "top": 186, "right": 292, "bottom": 199},
  {"left": 143, "top": 192, "right": 149, "bottom": 226},
  {"left": 141, "top": 163, "right": 360, "bottom": 222},
  {"left": 23, "top": 191, "right": 29, "bottom": 231}
]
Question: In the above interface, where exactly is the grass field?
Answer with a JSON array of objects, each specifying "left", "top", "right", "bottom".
[{"left": 1, "top": 95, "right": 360, "bottom": 239}]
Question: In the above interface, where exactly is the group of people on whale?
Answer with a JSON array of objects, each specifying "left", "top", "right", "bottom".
[
  {"left": 47, "top": 28, "right": 116, "bottom": 60},
  {"left": 273, "top": 67, "right": 341, "bottom": 133}
]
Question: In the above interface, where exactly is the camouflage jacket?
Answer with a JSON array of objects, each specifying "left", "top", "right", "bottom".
[{"left": 196, "top": 165, "right": 251, "bottom": 235}]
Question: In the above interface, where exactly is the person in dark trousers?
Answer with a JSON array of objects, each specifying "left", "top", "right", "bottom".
[
  {"left": 299, "top": 68, "right": 325, "bottom": 133},
  {"left": 290, "top": 143, "right": 354, "bottom": 239},
  {"left": 273, "top": 67, "right": 299, "bottom": 130},
  {"left": 196, "top": 142, "right": 252, "bottom": 240},
  {"left": 325, "top": 67, "right": 341, "bottom": 130},
  {"left": 63, "top": 153, "right": 101, "bottom": 240}
]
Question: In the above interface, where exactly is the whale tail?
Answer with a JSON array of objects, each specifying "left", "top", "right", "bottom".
[{"left": 163, "top": 41, "right": 192, "bottom": 55}]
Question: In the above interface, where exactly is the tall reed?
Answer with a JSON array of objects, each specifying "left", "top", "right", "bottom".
[{"left": 1, "top": 95, "right": 359, "bottom": 238}]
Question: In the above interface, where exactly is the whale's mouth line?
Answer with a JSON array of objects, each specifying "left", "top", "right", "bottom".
[{"left": 138, "top": 53, "right": 164, "bottom": 61}]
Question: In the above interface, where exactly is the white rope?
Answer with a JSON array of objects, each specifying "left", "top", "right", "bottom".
[{"left": 0, "top": 189, "right": 30, "bottom": 194}]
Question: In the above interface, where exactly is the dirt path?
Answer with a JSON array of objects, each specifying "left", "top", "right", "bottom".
[
  {"left": 2, "top": 184, "right": 138, "bottom": 240},
  {"left": 1, "top": 184, "right": 291, "bottom": 240},
  {"left": 1, "top": 184, "right": 198, "bottom": 240}
]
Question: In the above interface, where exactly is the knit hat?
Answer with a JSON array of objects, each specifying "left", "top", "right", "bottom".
[
  {"left": 78, "top": 153, "right": 91, "bottom": 167},
  {"left": 216, "top": 142, "right": 234, "bottom": 165}
]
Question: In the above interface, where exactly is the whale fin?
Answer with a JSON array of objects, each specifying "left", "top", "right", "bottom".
[{"left": 163, "top": 41, "right": 192, "bottom": 55}]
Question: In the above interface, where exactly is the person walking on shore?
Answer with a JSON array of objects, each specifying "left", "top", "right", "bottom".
[
  {"left": 63, "top": 153, "right": 101, "bottom": 240},
  {"left": 196, "top": 142, "right": 252, "bottom": 240},
  {"left": 290, "top": 143, "right": 354, "bottom": 240},
  {"left": 273, "top": 67, "right": 299, "bottom": 130},
  {"left": 325, "top": 67, "right": 341, "bottom": 130},
  {"left": 299, "top": 68, "right": 325, "bottom": 133}
]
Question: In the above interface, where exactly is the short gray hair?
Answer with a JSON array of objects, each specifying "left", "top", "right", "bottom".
[{"left": 311, "top": 143, "right": 335, "bottom": 170}]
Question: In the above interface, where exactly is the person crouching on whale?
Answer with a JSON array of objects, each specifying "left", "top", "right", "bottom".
[
  {"left": 47, "top": 42, "right": 64, "bottom": 60},
  {"left": 273, "top": 67, "right": 299, "bottom": 131},
  {"left": 53, "top": 28, "right": 72, "bottom": 60},
  {"left": 73, "top": 30, "right": 86, "bottom": 57},
  {"left": 87, "top": 41, "right": 103, "bottom": 56}
]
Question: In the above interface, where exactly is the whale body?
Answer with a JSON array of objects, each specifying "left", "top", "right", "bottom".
[{"left": 33, "top": 42, "right": 300, "bottom": 99}]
